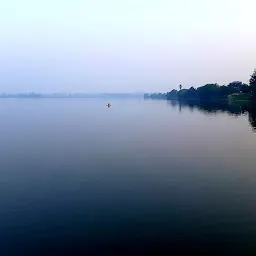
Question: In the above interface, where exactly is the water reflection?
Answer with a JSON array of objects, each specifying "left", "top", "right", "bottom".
[{"left": 167, "top": 100, "right": 256, "bottom": 132}]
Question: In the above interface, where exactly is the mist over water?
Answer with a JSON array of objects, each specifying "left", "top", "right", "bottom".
[{"left": 1, "top": 98, "right": 256, "bottom": 255}]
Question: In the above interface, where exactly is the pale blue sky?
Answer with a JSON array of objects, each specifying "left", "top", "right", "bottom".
[{"left": 0, "top": 0, "right": 255, "bottom": 92}]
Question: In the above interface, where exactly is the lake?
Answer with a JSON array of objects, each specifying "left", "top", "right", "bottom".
[{"left": 1, "top": 98, "right": 256, "bottom": 255}]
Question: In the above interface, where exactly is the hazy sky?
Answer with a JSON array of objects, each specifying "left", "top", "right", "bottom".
[{"left": 0, "top": 0, "right": 255, "bottom": 93}]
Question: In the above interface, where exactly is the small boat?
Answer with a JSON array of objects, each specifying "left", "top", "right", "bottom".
[{"left": 106, "top": 103, "right": 112, "bottom": 107}]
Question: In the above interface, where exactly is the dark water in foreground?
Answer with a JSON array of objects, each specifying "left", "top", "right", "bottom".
[{"left": 1, "top": 98, "right": 256, "bottom": 255}]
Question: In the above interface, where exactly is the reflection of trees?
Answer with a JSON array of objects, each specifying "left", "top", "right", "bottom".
[
  {"left": 167, "top": 100, "right": 247, "bottom": 115},
  {"left": 245, "top": 103, "right": 256, "bottom": 132},
  {"left": 167, "top": 99, "right": 256, "bottom": 132},
  {"left": 249, "top": 113, "right": 256, "bottom": 131}
]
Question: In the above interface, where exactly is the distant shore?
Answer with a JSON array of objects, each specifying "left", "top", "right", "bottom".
[
  {"left": 145, "top": 69, "right": 256, "bottom": 102},
  {"left": 0, "top": 93, "right": 144, "bottom": 99},
  {"left": 144, "top": 83, "right": 253, "bottom": 102}
]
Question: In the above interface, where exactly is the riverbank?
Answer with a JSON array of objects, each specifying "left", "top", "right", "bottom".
[
  {"left": 145, "top": 83, "right": 254, "bottom": 102},
  {"left": 145, "top": 70, "right": 256, "bottom": 101}
]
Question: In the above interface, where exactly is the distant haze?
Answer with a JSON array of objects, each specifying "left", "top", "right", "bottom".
[{"left": 0, "top": 0, "right": 255, "bottom": 93}]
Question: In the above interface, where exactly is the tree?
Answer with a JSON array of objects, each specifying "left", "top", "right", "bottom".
[
  {"left": 177, "top": 87, "right": 199, "bottom": 99},
  {"left": 219, "top": 85, "right": 237, "bottom": 98},
  {"left": 240, "top": 83, "right": 251, "bottom": 93},
  {"left": 228, "top": 81, "right": 243, "bottom": 89},
  {"left": 197, "top": 84, "right": 220, "bottom": 100},
  {"left": 148, "top": 93, "right": 166, "bottom": 99},
  {"left": 228, "top": 81, "right": 251, "bottom": 93},
  {"left": 177, "top": 89, "right": 188, "bottom": 98},
  {"left": 187, "top": 87, "right": 199, "bottom": 99},
  {"left": 166, "top": 89, "right": 178, "bottom": 100},
  {"left": 249, "top": 69, "right": 256, "bottom": 95}
]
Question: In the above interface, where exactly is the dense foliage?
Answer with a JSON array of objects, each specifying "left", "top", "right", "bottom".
[
  {"left": 249, "top": 69, "right": 256, "bottom": 95},
  {"left": 144, "top": 93, "right": 166, "bottom": 99},
  {"left": 145, "top": 69, "right": 256, "bottom": 101}
]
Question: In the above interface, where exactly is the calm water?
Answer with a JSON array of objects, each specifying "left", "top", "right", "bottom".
[{"left": 1, "top": 98, "right": 256, "bottom": 255}]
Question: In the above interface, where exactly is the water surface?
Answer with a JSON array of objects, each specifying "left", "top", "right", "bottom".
[{"left": 1, "top": 98, "right": 256, "bottom": 255}]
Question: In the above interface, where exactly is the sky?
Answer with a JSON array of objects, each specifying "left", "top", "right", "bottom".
[{"left": 0, "top": 0, "right": 255, "bottom": 93}]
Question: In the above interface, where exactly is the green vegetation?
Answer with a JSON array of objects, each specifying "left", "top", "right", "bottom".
[
  {"left": 145, "top": 69, "right": 256, "bottom": 102},
  {"left": 144, "top": 93, "right": 167, "bottom": 99},
  {"left": 249, "top": 69, "right": 256, "bottom": 95},
  {"left": 228, "top": 93, "right": 252, "bottom": 101}
]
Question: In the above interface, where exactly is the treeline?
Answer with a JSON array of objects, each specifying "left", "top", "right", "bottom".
[
  {"left": 145, "top": 69, "right": 256, "bottom": 101},
  {"left": 0, "top": 93, "right": 143, "bottom": 99},
  {"left": 0, "top": 93, "right": 42, "bottom": 98},
  {"left": 167, "top": 82, "right": 251, "bottom": 101},
  {"left": 144, "top": 93, "right": 167, "bottom": 99}
]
